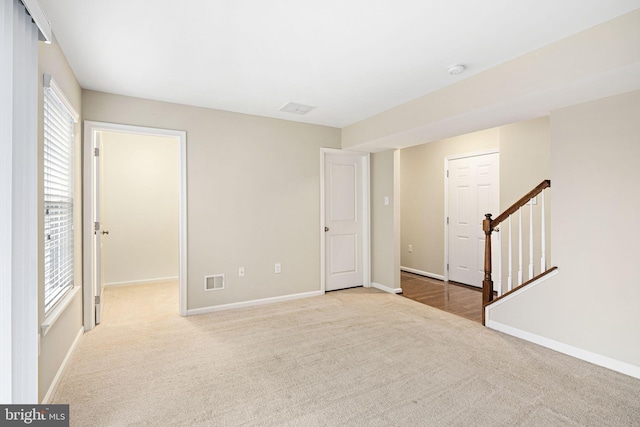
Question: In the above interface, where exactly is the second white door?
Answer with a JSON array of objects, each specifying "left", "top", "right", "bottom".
[
  {"left": 324, "top": 152, "right": 365, "bottom": 292},
  {"left": 447, "top": 152, "right": 499, "bottom": 288}
]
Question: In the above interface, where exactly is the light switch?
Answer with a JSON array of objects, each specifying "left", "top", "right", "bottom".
[{"left": 384, "top": 196, "right": 389, "bottom": 206}]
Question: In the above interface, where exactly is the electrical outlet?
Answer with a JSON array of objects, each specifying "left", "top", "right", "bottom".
[
  {"left": 408, "top": 244, "right": 413, "bottom": 253},
  {"left": 238, "top": 267, "right": 245, "bottom": 277},
  {"left": 275, "top": 263, "right": 281, "bottom": 274}
]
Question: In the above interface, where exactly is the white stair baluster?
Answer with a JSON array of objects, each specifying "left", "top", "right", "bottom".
[
  {"left": 518, "top": 207, "right": 523, "bottom": 286},
  {"left": 508, "top": 216, "right": 513, "bottom": 291},
  {"left": 497, "top": 225, "right": 502, "bottom": 296},
  {"left": 541, "top": 189, "right": 546, "bottom": 272},
  {"left": 529, "top": 199, "right": 534, "bottom": 280}
]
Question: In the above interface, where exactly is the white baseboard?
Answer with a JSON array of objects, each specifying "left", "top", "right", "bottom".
[
  {"left": 400, "top": 267, "right": 444, "bottom": 281},
  {"left": 186, "top": 290, "right": 324, "bottom": 316},
  {"left": 41, "top": 327, "right": 83, "bottom": 404},
  {"left": 486, "top": 320, "right": 640, "bottom": 380},
  {"left": 371, "top": 282, "right": 402, "bottom": 294},
  {"left": 105, "top": 276, "right": 178, "bottom": 287}
]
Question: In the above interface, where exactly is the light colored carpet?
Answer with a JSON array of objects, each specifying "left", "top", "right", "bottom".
[{"left": 53, "top": 282, "right": 640, "bottom": 426}]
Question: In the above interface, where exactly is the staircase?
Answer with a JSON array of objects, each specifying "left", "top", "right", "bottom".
[{"left": 481, "top": 180, "right": 556, "bottom": 325}]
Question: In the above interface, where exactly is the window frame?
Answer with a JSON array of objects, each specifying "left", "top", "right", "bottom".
[{"left": 43, "top": 75, "right": 79, "bottom": 315}]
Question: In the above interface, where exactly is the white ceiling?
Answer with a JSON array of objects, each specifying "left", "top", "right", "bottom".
[{"left": 39, "top": 0, "right": 640, "bottom": 128}]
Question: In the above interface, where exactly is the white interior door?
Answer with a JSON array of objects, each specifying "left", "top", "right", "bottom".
[
  {"left": 324, "top": 152, "right": 364, "bottom": 291},
  {"left": 447, "top": 152, "right": 499, "bottom": 288},
  {"left": 93, "top": 132, "right": 104, "bottom": 324}
]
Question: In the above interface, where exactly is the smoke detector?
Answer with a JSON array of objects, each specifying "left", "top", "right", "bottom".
[
  {"left": 447, "top": 64, "right": 467, "bottom": 75},
  {"left": 279, "top": 102, "right": 316, "bottom": 115}
]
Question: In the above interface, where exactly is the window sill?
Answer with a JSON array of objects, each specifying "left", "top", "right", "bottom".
[{"left": 41, "top": 286, "right": 80, "bottom": 337}]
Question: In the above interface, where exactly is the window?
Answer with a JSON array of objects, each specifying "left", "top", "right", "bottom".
[{"left": 43, "top": 75, "right": 78, "bottom": 313}]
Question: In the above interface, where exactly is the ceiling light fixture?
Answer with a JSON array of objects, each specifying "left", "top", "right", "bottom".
[
  {"left": 447, "top": 64, "right": 467, "bottom": 75},
  {"left": 279, "top": 102, "right": 316, "bottom": 115}
]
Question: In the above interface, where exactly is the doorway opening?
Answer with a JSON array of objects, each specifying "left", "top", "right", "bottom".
[{"left": 83, "top": 122, "right": 187, "bottom": 330}]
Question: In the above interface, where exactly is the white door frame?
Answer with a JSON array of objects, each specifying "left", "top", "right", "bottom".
[
  {"left": 444, "top": 149, "right": 499, "bottom": 283},
  {"left": 320, "top": 148, "right": 371, "bottom": 292},
  {"left": 83, "top": 121, "right": 188, "bottom": 330}
]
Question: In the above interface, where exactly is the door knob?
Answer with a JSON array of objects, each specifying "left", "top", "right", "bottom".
[{"left": 324, "top": 227, "right": 329, "bottom": 232}]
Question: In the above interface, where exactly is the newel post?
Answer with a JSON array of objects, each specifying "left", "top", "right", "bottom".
[{"left": 482, "top": 213, "right": 494, "bottom": 325}]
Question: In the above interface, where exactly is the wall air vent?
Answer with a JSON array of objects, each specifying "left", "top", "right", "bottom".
[
  {"left": 204, "top": 274, "right": 224, "bottom": 291},
  {"left": 279, "top": 101, "right": 316, "bottom": 115}
]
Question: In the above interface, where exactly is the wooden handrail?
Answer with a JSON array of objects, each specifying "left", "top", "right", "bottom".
[
  {"left": 492, "top": 180, "right": 550, "bottom": 228},
  {"left": 482, "top": 179, "right": 551, "bottom": 325}
]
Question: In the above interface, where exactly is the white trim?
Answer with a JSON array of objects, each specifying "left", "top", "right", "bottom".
[
  {"left": 82, "top": 124, "right": 94, "bottom": 329},
  {"left": 443, "top": 154, "right": 449, "bottom": 282},
  {"left": 446, "top": 149, "right": 500, "bottom": 161},
  {"left": 178, "top": 130, "right": 188, "bottom": 316},
  {"left": 83, "top": 121, "right": 188, "bottom": 331},
  {"left": 20, "top": 0, "right": 51, "bottom": 42},
  {"left": 371, "top": 282, "right": 402, "bottom": 294},
  {"left": 400, "top": 266, "right": 445, "bottom": 281},
  {"left": 362, "top": 152, "right": 372, "bottom": 288},
  {"left": 43, "top": 75, "right": 79, "bottom": 121},
  {"left": 444, "top": 149, "right": 499, "bottom": 282},
  {"left": 485, "top": 268, "right": 559, "bottom": 312},
  {"left": 41, "top": 286, "right": 80, "bottom": 336},
  {"left": 319, "top": 150, "right": 327, "bottom": 292},
  {"left": 319, "top": 148, "right": 371, "bottom": 293},
  {"left": 486, "top": 320, "right": 640, "bottom": 380},
  {"left": 186, "top": 291, "right": 323, "bottom": 316},
  {"left": 104, "top": 277, "right": 179, "bottom": 287},
  {"left": 41, "top": 327, "right": 83, "bottom": 404}
]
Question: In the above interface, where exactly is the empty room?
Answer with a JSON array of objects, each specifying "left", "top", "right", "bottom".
[{"left": 2, "top": 1, "right": 640, "bottom": 425}]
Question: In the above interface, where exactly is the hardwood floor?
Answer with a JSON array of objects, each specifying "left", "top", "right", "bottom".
[{"left": 400, "top": 271, "right": 482, "bottom": 323}]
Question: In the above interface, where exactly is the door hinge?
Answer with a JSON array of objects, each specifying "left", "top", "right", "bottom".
[
  {"left": 94, "top": 221, "right": 100, "bottom": 231},
  {"left": 447, "top": 217, "right": 449, "bottom": 225},
  {"left": 95, "top": 295, "right": 100, "bottom": 305},
  {"left": 446, "top": 170, "right": 449, "bottom": 178},
  {"left": 94, "top": 147, "right": 100, "bottom": 156},
  {"left": 447, "top": 263, "right": 449, "bottom": 271}
]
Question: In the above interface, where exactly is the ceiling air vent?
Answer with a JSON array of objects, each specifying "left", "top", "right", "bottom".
[{"left": 279, "top": 102, "right": 316, "bottom": 115}]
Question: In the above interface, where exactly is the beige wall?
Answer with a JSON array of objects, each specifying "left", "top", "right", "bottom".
[
  {"left": 38, "top": 39, "right": 83, "bottom": 402},
  {"left": 370, "top": 150, "right": 400, "bottom": 289},
  {"left": 498, "top": 118, "right": 551, "bottom": 290},
  {"left": 82, "top": 91, "right": 341, "bottom": 309},
  {"left": 489, "top": 90, "right": 640, "bottom": 369},
  {"left": 101, "top": 132, "right": 180, "bottom": 285},
  {"left": 399, "top": 128, "right": 499, "bottom": 276},
  {"left": 499, "top": 118, "right": 551, "bottom": 208}
]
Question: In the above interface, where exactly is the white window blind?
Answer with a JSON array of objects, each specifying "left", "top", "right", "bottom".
[{"left": 43, "top": 76, "right": 77, "bottom": 313}]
